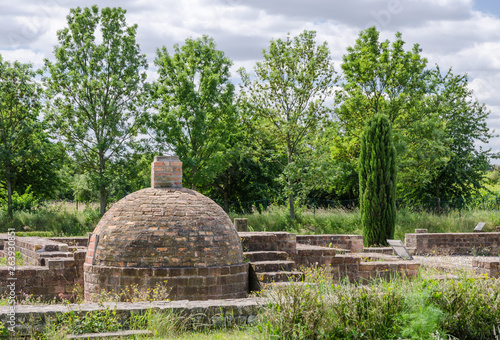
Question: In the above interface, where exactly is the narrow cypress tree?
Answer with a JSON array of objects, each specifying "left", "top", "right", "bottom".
[{"left": 359, "top": 114, "right": 397, "bottom": 246}]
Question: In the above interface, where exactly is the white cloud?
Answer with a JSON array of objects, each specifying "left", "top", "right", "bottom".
[{"left": 2, "top": 0, "right": 500, "bottom": 162}]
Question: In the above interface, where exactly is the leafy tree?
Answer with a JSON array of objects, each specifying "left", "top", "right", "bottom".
[
  {"left": 422, "top": 68, "right": 492, "bottom": 209},
  {"left": 205, "top": 120, "right": 283, "bottom": 213},
  {"left": 152, "top": 35, "right": 236, "bottom": 190},
  {"left": 0, "top": 56, "right": 45, "bottom": 216},
  {"left": 44, "top": 5, "right": 148, "bottom": 215},
  {"left": 359, "top": 114, "right": 396, "bottom": 246},
  {"left": 333, "top": 27, "right": 448, "bottom": 201},
  {"left": 239, "top": 30, "right": 337, "bottom": 219}
]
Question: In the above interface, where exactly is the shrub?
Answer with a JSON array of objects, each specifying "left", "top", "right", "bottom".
[
  {"left": 359, "top": 114, "right": 397, "bottom": 246},
  {"left": 260, "top": 268, "right": 500, "bottom": 339}
]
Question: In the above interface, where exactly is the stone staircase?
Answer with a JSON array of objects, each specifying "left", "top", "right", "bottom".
[{"left": 239, "top": 232, "right": 303, "bottom": 288}]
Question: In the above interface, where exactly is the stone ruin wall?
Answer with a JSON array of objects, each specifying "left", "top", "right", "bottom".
[
  {"left": 0, "top": 235, "right": 87, "bottom": 301},
  {"left": 405, "top": 231, "right": 500, "bottom": 255},
  {"left": 5, "top": 229, "right": 500, "bottom": 301}
]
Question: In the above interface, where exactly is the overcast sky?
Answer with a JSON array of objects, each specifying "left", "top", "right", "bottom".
[{"left": 2, "top": 0, "right": 500, "bottom": 162}]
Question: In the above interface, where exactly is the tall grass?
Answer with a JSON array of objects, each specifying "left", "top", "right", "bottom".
[
  {"left": 260, "top": 267, "right": 500, "bottom": 339},
  {"left": 231, "top": 205, "right": 500, "bottom": 240},
  {"left": 0, "top": 206, "right": 100, "bottom": 236}
]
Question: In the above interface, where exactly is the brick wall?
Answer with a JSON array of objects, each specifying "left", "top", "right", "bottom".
[
  {"left": 295, "top": 243, "right": 336, "bottom": 267},
  {"left": 0, "top": 253, "right": 86, "bottom": 301},
  {"left": 405, "top": 232, "right": 500, "bottom": 255},
  {"left": 151, "top": 155, "right": 182, "bottom": 188},
  {"left": 472, "top": 258, "right": 499, "bottom": 278},
  {"left": 84, "top": 262, "right": 249, "bottom": 301},
  {"left": 239, "top": 232, "right": 297, "bottom": 255},
  {"left": 0, "top": 236, "right": 86, "bottom": 301},
  {"left": 296, "top": 235, "right": 364, "bottom": 253}
]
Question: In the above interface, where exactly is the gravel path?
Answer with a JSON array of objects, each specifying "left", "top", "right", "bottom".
[{"left": 414, "top": 255, "right": 498, "bottom": 273}]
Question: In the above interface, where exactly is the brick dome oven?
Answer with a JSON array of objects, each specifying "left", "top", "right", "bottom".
[{"left": 84, "top": 156, "right": 248, "bottom": 301}]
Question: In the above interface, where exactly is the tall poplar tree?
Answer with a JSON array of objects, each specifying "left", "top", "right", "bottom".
[
  {"left": 359, "top": 114, "right": 396, "bottom": 246},
  {"left": 44, "top": 6, "right": 148, "bottom": 215}
]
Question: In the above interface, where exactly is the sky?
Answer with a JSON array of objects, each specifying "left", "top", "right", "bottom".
[{"left": 1, "top": 0, "right": 500, "bottom": 162}]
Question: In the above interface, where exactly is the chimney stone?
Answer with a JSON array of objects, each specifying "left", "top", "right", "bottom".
[{"left": 151, "top": 155, "right": 182, "bottom": 188}]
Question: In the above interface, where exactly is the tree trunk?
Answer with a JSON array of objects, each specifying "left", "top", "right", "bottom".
[
  {"left": 223, "top": 170, "right": 229, "bottom": 213},
  {"left": 99, "top": 185, "right": 106, "bottom": 216},
  {"left": 436, "top": 182, "right": 441, "bottom": 215},
  {"left": 288, "top": 192, "right": 295, "bottom": 220},
  {"left": 6, "top": 167, "right": 13, "bottom": 218},
  {"left": 99, "top": 154, "right": 107, "bottom": 216},
  {"left": 287, "top": 138, "right": 295, "bottom": 220}
]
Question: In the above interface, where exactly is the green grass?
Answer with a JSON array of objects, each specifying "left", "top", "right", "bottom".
[
  {"left": 231, "top": 205, "right": 500, "bottom": 241},
  {"left": 0, "top": 206, "right": 100, "bottom": 236},
  {"left": 259, "top": 267, "right": 500, "bottom": 339},
  {"left": 36, "top": 267, "right": 500, "bottom": 340}
]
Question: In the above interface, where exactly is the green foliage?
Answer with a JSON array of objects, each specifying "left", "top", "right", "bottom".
[
  {"left": 359, "top": 114, "right": 396, "bottom": 246},
  {"left": 260, "top": 269, "right": 500, "bottom": 339},
  {"left": 44, "top": 5, "right": 149, "bottom": 215},
  {"left": 0, "top": 186, "right": 39, "bottom": 213},
  {"left": 420, "top": 68, "right": 492, "bottom": 204},
  {"left": 152, "top": 35, "right": 236, "bottom": 191},
  {"left": 239, "top": 30, "right": 337, "bottom": 219},
  {"left": 0, "top": 251, "right": 23, "bottom": 266},
  {"left": 331, "top": 26, "right": 490, "bottom": 205},
  {"left": 428, "top": 276, "right": 500, "bottom": 339},
  {"left": 0, "top": 321, "right": 7, "bottom": 339},
  {"left": 233, "top": 206, "right": 496, "bottom": 241},
  {"left": 0, "top": 207, "right": 99, "bottom": 236},
  {"left": 46, "top": 307, "right": 121, "bottom": 337},
  {"left": 230, "top": 205, "right": 361, "bottom": 234},
  {"left": 0, "top": 55, "right": 55, "bottom": 217}
]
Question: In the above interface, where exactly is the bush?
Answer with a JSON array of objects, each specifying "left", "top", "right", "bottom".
[
  {"left": 0, "top": 206, "right": 100, "bottom": 236},
  {"left": 260, "top": 268, "right": 500, "bottom": 339}
]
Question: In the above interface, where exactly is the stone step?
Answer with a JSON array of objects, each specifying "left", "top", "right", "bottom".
[
  {"left": 244, "top": 251, "right": 289, "bottom": 262},
  {"left": 251, "top": 260, "right": 296, "bottom": 272},
  {"left": 256, "top": 271, "right": 304, "bottom": 283}
]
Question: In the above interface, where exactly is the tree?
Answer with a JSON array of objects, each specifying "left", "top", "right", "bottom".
[
  {"left": 44, "top": 6, "right": 148, "bottom": 215},
  {"left": 422, "top": 68, "right": 492, "bottom": 208},
  {"left": 332, "top": 27, "right": 448, "bottom": 201},
  {"left": 359, "top": 114, "right": 396, "bottom": 246},
  {"left": 239, "top": 30, "right": 337, "bottom": 219},
  {"left": 0, "top": 56, "right": 44, "bottom": 216},
  {"left": 152, "top": 36, "right": 236, "bottom": 191}
]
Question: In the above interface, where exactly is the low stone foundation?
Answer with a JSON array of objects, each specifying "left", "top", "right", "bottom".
[
  {"left": 405, "top": 232, "right": 500, "bottom": 255},
  {"left": 295, "top": 243, "right": 336, "bottom": 267},
  {"left": 239, "top": 232, "right": 297, "bottom": 256},
  {"left": 84, "top": 262, "right": 249, "bottom": 301},
  {"left": 0, "top": 297, "right": 264, "bottom": 338},
  {"left": 296, "top": 235, "right": 363, "bottom": 253},
  {"left": 472, "top": 258, "right": 499, "bottom": 278},
  {"left": 0, "top": 235, "right": 87, "bottom": 301},
  {"left": 330, "top": 254, "right": 420, "bottom": 282}
]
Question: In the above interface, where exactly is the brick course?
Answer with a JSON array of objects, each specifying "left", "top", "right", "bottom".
[
  {"left": 405, "top": 232, "right": 500, "bottom": 255},
  {"left": 85, "top": 156, "right": 248, "bottom": 301},
  {"left": 296, "top": 235, "right": 364, "bottom": 253}
]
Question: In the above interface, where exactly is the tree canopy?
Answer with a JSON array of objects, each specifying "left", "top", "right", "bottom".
[
  {"left": 239, "top": 30, "right": 337, "bottom": 219},
  {"left": 44, "top": 5, "right": 148, "bottom": 215},
  {"left": 151, "top": 35, "right": 237, "bottom": 191},
  {"left": 330, "top": 27, "right": 486, "bottom": 204},
  {"left": 0, "top": 56, "right": 58, "bottom": 216}
]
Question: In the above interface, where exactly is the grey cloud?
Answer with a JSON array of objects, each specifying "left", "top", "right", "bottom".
[{"left": 213, "top": 0, "right": 472, "bottom": 30}]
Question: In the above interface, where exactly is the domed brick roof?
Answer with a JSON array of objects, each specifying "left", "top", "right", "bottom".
[
  {"left": 90, "top": 187, "right": 243, "bottom": 268},
  {"left": 84, "top": 155, "right": 248, "bottom": 301}
]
